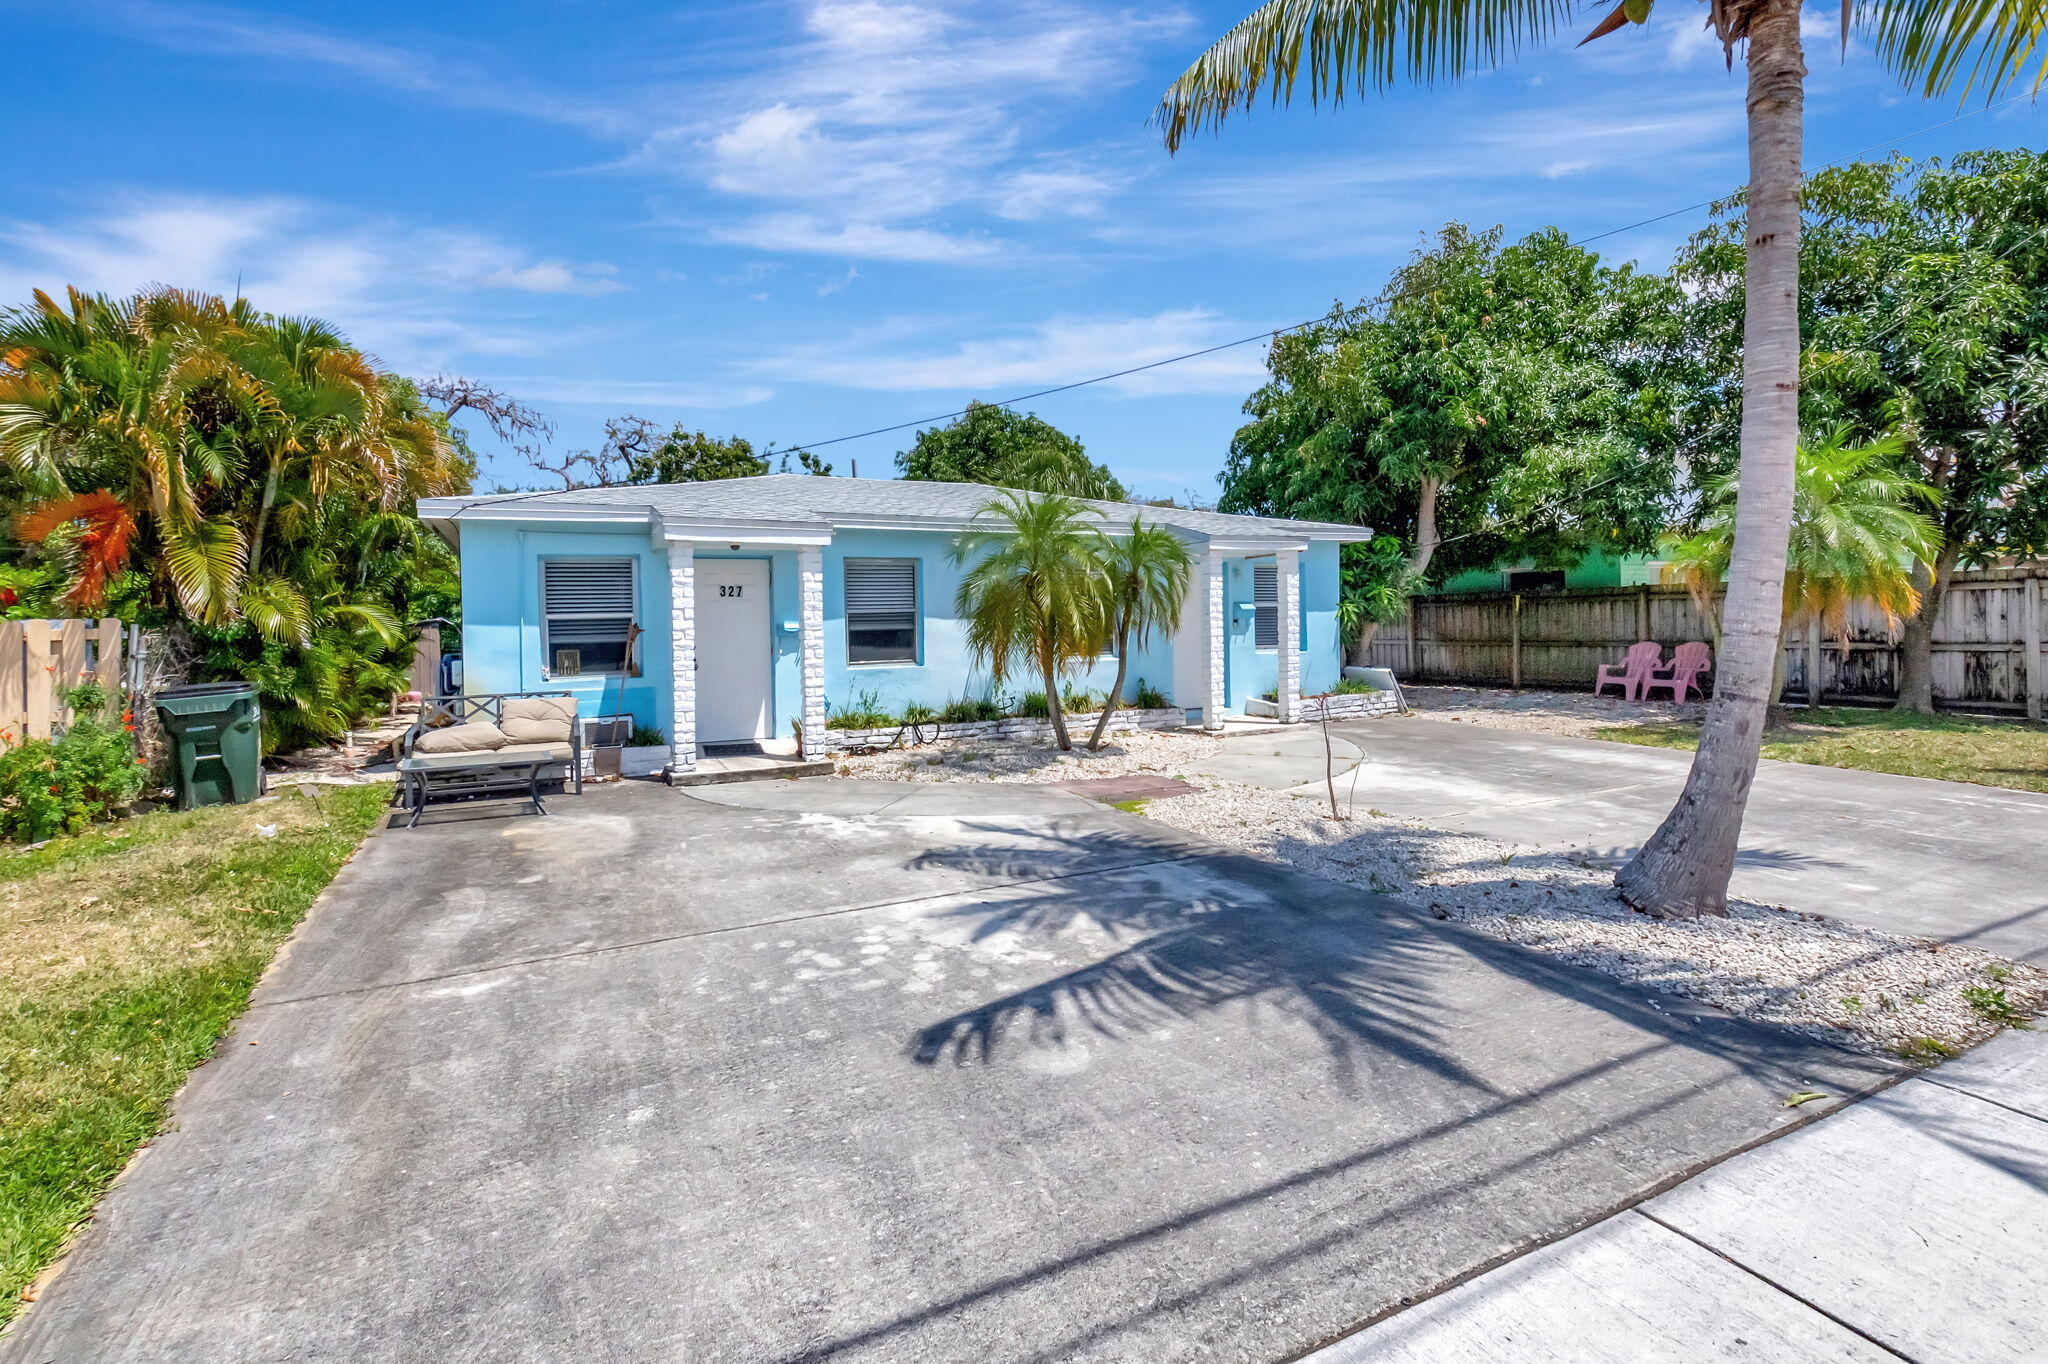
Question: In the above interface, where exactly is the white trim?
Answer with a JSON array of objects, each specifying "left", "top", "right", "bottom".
[{"left": 418, "top": 496, "right": 1372, "bottom": 545}]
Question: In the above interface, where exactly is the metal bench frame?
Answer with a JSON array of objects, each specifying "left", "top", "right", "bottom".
[{"left": 396, "top": 692, "right": 585, "bottom": 821}]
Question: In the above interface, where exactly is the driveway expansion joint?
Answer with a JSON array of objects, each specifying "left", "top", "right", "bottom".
[{"left": 248, "top": 846, "right": 1227, "bottom": 1011}]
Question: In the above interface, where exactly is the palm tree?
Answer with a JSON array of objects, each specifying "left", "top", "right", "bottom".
[
  {"left": 1156, "top": 2, "right": 2045, "bottom": 917},
  {"left": 951, "top": 490, "right": 1109, "bottom": 751},
  {"left": 1673, "top": 425, "right": 1939, "bottom": 717},
  {"left": 1087, "top": 517, "right": 1193, "bottom": 750}
]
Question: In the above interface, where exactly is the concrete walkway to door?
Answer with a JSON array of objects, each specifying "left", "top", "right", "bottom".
[{"left": 0, "top": 776, "right": 1893, "bottom": 1364}]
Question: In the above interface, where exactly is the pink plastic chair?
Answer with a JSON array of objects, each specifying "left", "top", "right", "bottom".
[
  {"left": 1594, "top": 641, "right": 1664, "bottom": 701},
  {"left": 1643, "top": 641, "right": 1713, "bottom": 702}
]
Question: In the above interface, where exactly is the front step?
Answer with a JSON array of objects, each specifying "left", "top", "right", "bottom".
[{"left": 666, "top": 758, "right": 834, "bottom": 787}]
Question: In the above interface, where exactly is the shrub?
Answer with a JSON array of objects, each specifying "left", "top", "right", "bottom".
[
  {"left": 1129, "top": 679, "right": 1170, "bottom": 710},
  {"left": 628, "top": 724, "right": 666, "bottom": 747},
  {"left": 826, "top": 689, "right": 897, "bottom": 730},
  {"left": 1332, "top": 676, "right": 1381, "bottom": 694},
  {"left": 0, "top": 684, "right": 146, "bottom": 842},
  {"left": 1060, "top": 685, "right": 1100, "bottom": 714},
  {"left": 1015, "top": 691, "right": 1050, "bottom": 718},
  {"left": 939, "top": 697, "right": 1003, "bottom": 723},
  {"left": 901, "top": 701, "right": 938, "bottom": 724}
]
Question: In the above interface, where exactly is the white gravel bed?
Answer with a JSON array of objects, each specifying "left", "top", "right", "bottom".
[
  {"left": 1139, "top": 779, "right": 2043, "bottom": 1058},
  {"left": 840, "top": 727, "right": 2042, "bottom": 1057},
  {"left": 1405, "top": 684, "right": 1706, "bottom": 737},
  {"left": 835, "top": 727, "right": 1224, "bottom": 784}
]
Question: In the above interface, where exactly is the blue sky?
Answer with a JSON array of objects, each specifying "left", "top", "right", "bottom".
[{"left": 8, "top": 1, "right": 2040, "bottom": 499}]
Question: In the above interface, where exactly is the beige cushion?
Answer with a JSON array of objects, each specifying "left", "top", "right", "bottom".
[
  {"left": 414, "top": 720, "right": 508, "bottom": 754},
  {"left": 499, "top": 696, "right": 577, "bottom": 745},
  {"left": 404, "top": 743, "right": 570, "bottom": 771}
]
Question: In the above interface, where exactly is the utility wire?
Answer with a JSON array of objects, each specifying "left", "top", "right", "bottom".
[
  {"left": 447, "top": 91, "right": 2035, "bottom": 515},
  {"left": 761, "top": 92, "right": 2035, "bottom": 463}
]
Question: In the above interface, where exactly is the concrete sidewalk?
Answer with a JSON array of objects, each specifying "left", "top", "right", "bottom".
[{"left": 1311, "top": 1026, "right": 2048, "bottom": 1363}]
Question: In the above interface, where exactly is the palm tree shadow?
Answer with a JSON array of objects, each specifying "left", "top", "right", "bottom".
[{"left": 909, "top": 850, "right": 1507, "bottom": 1095}]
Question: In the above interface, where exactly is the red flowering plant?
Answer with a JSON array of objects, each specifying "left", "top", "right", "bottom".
[{"left": 0, "top": 683, "right": 146, "bottom": 842}]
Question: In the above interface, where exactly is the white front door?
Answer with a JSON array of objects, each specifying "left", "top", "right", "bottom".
[{"left": 693, "top": 559, "right": 773, "bottom": 743}]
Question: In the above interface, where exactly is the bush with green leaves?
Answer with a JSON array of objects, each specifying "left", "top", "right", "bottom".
[
  {"left": 939, "top": 697, "right": 1004, "bottom": 723},
  {"left": 1129, "top": 679, "right": 1170, "bottom": 710},
  {"left": 0, "top": 684, "right": 146, "bottom": 842}
]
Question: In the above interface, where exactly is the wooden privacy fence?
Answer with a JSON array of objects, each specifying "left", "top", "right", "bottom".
[
  {"left": 1363, "top": 568, "right": 2048, "bottom": 718},
  {"left": 0, "top": 619, "right": 127, "bottom": 746}
]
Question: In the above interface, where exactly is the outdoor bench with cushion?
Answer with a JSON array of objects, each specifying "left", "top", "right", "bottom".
[{"left": 397, "top": 692, "right": 583, "bottom": 826}]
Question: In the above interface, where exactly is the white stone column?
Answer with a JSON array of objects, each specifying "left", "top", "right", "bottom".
[
  {"left": 1204, "top": 549, "right": 1227, "bottom": 730},
  {"left": 667, "top": 541, "right": 697, "bottom": 772},
  {"left": 1276, "top": 548, "right": 1302, "bottom": 723},
  {"left": 798, "top": 545, "right": 829, "bottom": 758}
]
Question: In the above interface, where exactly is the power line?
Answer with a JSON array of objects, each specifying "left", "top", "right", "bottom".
[
  {"left": 763, "top": 91, "right": 2035, "bottom": 462},
  {"left": 449, "top": 90, "right": 2036, "bottom": 514}
]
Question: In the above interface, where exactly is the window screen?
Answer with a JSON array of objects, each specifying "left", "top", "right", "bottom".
[
  {"left": 845, "top": 558, "right": 918, "bottom": 664},
  {"left": 542, "top": 558, "right": 637, "bottom": 676},
  {"left": 1252, "top": 562, "right": 1279, "bottom": 649}
]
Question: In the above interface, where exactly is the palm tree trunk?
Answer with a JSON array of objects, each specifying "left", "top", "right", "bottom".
[
  {"left": 1042, "top": 647, "right": 1072, "bottom": 750},
  {"left": 1617, "top": 0, "right": 1804, "bottom": 919},
  {"left": 1090, "top": 622, "right": 1132, "bottom": 751},
  {"left": 249, "top": 462, "right": 280, "bottom": 573}
]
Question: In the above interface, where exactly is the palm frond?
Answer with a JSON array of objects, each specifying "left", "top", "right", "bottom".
[
  {"left": 1865, "top": 0, "right": 2048, "bottom": 102},
  {"left": 1155, "top": 0, "right": 1579, "bottom": 150},
  {"left": 162, "top": 520, "right": 248, "bottom": 624}
]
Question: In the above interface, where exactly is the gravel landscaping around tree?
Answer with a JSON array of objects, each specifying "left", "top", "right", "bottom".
[{"left": 840, "top": 728, "right": 2045, "bottom": 1058}]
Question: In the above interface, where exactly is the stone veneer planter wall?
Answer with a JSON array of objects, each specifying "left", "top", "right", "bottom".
[
  {"left": 823, "top": 707, "right": 1188, "bottom": 753},
  {"left": 1300, "top": 689, "right": 1402, "bottom": 721}
]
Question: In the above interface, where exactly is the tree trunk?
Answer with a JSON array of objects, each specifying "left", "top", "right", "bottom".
[
  {"left": 248, "top": 461, "right": 281, "bottom": 574},
  {"left": 1408, "top": 475, "right": 1442, "bottom": 581},
  {"left": 1617, "top": 0, "right": 1804, "bottom": 919},
  {"left": 1042, "top": 649, "right": 1071, "bottom": 750},
  {"left": 1895, "top": 540, "right": 1958, "bottom": 714},
  {"left": 1089, "top": 621, "right": 1131, "bottom": 751}
]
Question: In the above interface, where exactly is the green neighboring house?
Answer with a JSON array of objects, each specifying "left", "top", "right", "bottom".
[{"left": 1434, "top": 544, "right": 1675, "bottom": 594}]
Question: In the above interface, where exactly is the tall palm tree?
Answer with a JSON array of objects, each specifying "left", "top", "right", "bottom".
[
  {"left": 951, "top": 490, "right": 1109, "bottom": 751},
  {"left": 1156, "top": 2, "right": 2045, "bottom": 917},
  {"left": 1087, "top": 517, "right": 1193, "bottom": 750},
  {"left": 1674, "top": 425, "right": 1939, "bottom": 714}
]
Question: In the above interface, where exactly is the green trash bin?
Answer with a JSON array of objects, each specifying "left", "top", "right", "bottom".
[{"left": 154, "top": 682, "right": 264, "bottom": 810}]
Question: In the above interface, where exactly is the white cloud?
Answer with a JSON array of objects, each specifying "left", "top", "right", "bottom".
[
  {"left": 0, "top": 192, "right": 625, "bottom": 371},
  {"left": 478, "top": 378, "right": 773, "bottom": 408},
  {"left": 707, "top": 214, "right": 1008, "bottom": 263},
  {"left": 747, "top": 308, "right": 1266, "bottom": 397},
  {"left": 992, "top": 168, "right": 1118, "bottom": 221},
  {"left": 99, "top": 0, "right": 629, "bottom": 133},
  {"left": 626, "top": 1, "right": 1193, "bottom": 260}
]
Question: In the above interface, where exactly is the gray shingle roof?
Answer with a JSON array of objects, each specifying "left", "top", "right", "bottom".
[{"left": 426, "top": 474, "right": 1370, "bottom": 541}]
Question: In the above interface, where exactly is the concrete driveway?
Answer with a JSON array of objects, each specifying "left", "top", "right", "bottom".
[
  {"left": 5, "top": 778, "right": 1893, "bottom": 1364},
  {"left": 1325, "top": 717, "right": 2048, "bottom": 962}
]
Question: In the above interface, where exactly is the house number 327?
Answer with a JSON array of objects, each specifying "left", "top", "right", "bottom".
[{"left": 719, "top": 584, "right": 743, "bottom": 598}]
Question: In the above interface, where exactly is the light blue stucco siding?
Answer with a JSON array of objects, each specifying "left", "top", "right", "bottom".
[
  {"left": 1216, "top": 546, "right": 1343, "bottom": 710},
  {"left": 821, "top": 529, "right": 1176, "bottom": 717},
  {"left": 1303, "top": 539, "right": 1344, "bottom": 696},
  {"left": 454, "top": 518, "right": 1348, "bottom": 731},
  {"left": 454, "top": 521, "right": 673, "bottom": 737}
]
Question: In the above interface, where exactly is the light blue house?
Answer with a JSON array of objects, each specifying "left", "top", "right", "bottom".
[{"left": 418, "top": 476, "right": 1370, "bottom": 773}]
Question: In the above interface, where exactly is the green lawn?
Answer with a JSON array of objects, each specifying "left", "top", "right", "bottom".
[
  {"left": 1, "top": 785, "right": 387, "bottom": 1324},
  {"left": 1595, "top": 707, "right": 2048, "bottom": 794}
]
